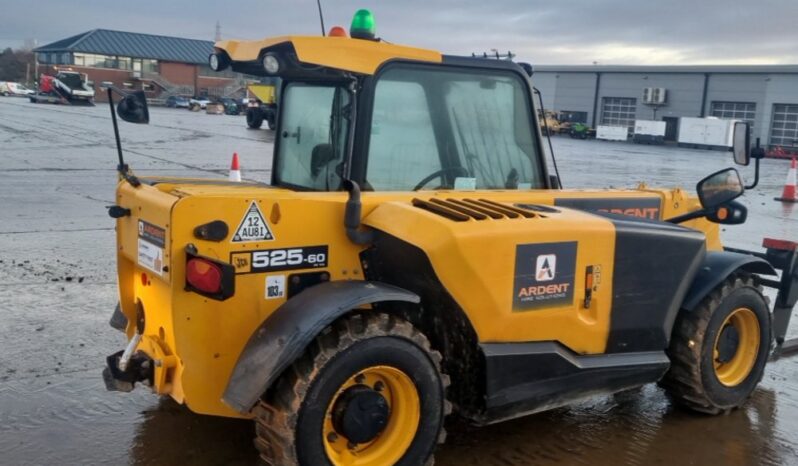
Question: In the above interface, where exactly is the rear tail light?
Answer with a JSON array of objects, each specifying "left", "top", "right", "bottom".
[
  {"left": 187, "top": 258, "right": 223, "bottom": 294},
  {"left": 185, "top": 249, "right": 235, "bottom": 300}
]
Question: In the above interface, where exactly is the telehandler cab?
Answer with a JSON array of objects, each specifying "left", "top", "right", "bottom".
[{"left": 102, "top": 9, "right": 798, "bottom": 466}]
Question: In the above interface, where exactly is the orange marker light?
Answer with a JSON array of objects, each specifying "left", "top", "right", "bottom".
[{"left": 329, "top": 26, "right": 348, "bottom": 37}]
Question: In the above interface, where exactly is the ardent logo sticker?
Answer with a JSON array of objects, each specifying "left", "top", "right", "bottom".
[
  {"left": 536, "top": 254, "right": 556, "bottom": 281},
  {"left": 554, "top": 197, "right": 662, "bottom": 220},
  {"left": 513, "top": 242, "right": 577, "bottom": 311}
]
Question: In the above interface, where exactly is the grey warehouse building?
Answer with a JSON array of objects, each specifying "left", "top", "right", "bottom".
[{"left": 532, "top": 65, "right": 798, "bottom": 149}]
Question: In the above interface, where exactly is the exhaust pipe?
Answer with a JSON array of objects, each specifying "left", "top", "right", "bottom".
[{"left": 342, "top": 179, "right": 375, "bottom": 245}]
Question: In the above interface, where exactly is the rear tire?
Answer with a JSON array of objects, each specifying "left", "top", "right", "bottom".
[
  {"left": 661, "top": 274, "right": 771, "bottom": 414},
  {"left": 253, "top": 313, "right": 450, "bottom": 466},
  {"left": 247, "top": 108, "right": 264, "bottom": 129}
]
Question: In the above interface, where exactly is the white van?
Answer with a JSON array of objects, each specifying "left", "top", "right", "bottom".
[{"left": 0, "top": 82, "right": 35, "bottom": 97}]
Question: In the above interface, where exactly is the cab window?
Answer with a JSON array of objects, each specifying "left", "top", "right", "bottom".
[
  {"left": 365, "top": 65, "right": 543, "bottom": 191},
  {"left": 275, "top": 83, "right": 350, "bottom": 190}
]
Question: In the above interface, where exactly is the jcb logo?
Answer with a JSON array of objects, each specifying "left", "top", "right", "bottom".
[{"left": 536, "top": 254, "right": 556, "bottom": 281}]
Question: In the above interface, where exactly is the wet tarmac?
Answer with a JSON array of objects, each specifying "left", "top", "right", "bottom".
[{"left": 0, "top": 97, "right": 796, "bottom": 466}]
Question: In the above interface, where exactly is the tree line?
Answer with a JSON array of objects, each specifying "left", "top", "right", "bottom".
[{"left": 0, "top": 48, "right": 36, "bottom": 84}]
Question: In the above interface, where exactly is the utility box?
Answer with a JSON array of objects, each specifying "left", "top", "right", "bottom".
[
  {"left": 643, "top": 87, "right": 667, "bottom": 105},
  {"left": 633, "top": 120, "right": 667, "bottom": 145},
  {"left": 596, "top": 125, "right": 629, "bottom": 142},
  {"left": 677, "top": 117, "right": 738, "bottom": 149}
]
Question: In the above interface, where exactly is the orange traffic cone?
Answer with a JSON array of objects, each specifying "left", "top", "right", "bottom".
[
  {"left": 229, "top": 152, "right": 241, "bottom": 182},
  {"left": 776, "top": 157, "right": 797, "bottom": 203}
]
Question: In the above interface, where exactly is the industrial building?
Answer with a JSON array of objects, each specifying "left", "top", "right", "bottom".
[
  {"left": 533, "top": 65, "right": 798, "bottom": 149},
  {"left": 34, "top": 29, "right": 246, "bottom": 102}
]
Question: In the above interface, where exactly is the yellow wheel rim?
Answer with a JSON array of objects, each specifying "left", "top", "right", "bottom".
[
  {"left": 323, "top": 366, "right": 420, "bottom": 466},
  {"left": 713, "top": 307, "right": 760, "bottom": 387}
]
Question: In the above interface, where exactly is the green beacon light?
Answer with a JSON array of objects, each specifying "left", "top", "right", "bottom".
[{"left": 350, "top": 9, "right": 376, "bottom": 40}]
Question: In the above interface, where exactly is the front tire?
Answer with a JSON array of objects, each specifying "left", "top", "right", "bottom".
[
  {"left": 247, "top": 108, "right": 264, "bottom": 129},
  {"left": 254, "top": 313, "right": 450, "bottom": 466},
  {"left": 661, "top": 274, "right": 771, "bottom": 414}
]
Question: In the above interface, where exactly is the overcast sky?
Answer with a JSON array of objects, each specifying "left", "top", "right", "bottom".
[{"left": 2, "top": 0, "right": 797, "bottom": 65}]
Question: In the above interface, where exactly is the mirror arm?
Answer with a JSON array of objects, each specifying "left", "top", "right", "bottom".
[
  {"left": 745, "top": 139, "right": 765, "bottom": 190},
  {"left": 105, "top": 87, "right": 140, "bottom": 187},
  {"left": 744, "top": 156, "right": 760, "bottom": 190},
  {"left": 666, "top": 207, "right": 712, "bottom": 224}
]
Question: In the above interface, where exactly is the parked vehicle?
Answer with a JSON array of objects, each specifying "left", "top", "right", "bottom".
[
  {"left": 217, "top": 97, "right": 241, "bottom": 115},
  {"left": 0, "top": 82, "right": 35, "bottom": 97},
  {"left": 165, "top": 95, "right": 190, "bottom": 108},
  {"left": 538, "top": 110, "right": 561, "bottom": 135},
  {"left": 189, "top": 96, "right": 212, "bottom": 110},
  {"left": 245, "top": 83, "right": 278, "bottom": 129},
  {"left": 569, "top": 122, "right": 596, "bottom": 139},
  {"left": 29, "top": 72, "right": 95, "bottom": 105}
]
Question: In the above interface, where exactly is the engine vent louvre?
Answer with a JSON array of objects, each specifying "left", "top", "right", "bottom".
[{"left": 412, "top": 198, "right": 539, "bottom": 221}]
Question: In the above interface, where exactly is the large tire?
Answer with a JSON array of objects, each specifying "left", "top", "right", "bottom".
[
  {"left": 253, "top": 313, "right": 450, "bottom": 466},
  {"left": 661, "top": 274, "right": 771, "bottom": 414},
  {"left": 247, "top": 108, "right": 264, "bottom": 129},
  {"left": 266, "top": 115, "right": 276, "bottom": 130}
]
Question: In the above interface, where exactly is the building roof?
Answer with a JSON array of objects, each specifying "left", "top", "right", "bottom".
[
  {"left": 533, "top": 64, "right": 798, "bottom": 74},
  {"left": 35, "top": 29, "right": 214, "bottom": 64}
]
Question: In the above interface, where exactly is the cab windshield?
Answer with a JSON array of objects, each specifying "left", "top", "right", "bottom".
[{"left": 365, "top": 64, "right": 544, "bottom": 191}]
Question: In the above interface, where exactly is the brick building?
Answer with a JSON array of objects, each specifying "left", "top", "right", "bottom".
[{"left": 34, "top": 29, "right": 247, "bottom": 102}]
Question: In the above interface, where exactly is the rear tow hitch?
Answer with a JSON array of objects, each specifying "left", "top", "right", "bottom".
[{"left": 103, "top": 347, "right": 153, "bottom": 392}]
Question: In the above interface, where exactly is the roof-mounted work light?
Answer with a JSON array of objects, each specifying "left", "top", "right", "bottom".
[{"left": 262, "top": 53, "right": 280, "bottom": 74}]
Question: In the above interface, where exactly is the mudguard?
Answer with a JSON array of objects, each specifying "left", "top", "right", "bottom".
[
  {"left": 222, "top": 280, "right": 420, "bottom": 414},
  {"left": 681, "top": 251, "right": 777, "bottom": 311}
]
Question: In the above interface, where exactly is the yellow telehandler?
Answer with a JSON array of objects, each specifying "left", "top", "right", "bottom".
[{"left": 101, "top": 9, "right": 798, "bottom": 466}]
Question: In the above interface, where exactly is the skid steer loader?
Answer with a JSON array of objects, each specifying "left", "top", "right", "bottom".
[{"left": 102, "top": 9, "right": 798, "bottom": 466}]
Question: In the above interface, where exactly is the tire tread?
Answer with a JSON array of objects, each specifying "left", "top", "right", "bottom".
[
  {"left": 252, "top": 312, "right": 449, "bottom": 465},
  {"left": 661, "top": 274, "right": 769, "bottom": 414}
]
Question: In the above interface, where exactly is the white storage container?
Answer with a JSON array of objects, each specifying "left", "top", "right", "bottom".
[
  {"left": 596, "top": 125, "right": 629, "bottom": 141},
  {"left": 678, "top": 117, "right": 737, "bottom": 149},
  {"left": 633, "top": 120, "right": 666, "bottom": 144}
]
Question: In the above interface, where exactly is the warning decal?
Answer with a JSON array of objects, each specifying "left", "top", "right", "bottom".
[
  {"left": 137, "top": 220, "right": 166, "bottom": 276},
  {"left": 513, "top": 241, "right": 577, "bottom": 311},
  {"left": 232, "top": 202, "right": 274, "bottom": 243}
]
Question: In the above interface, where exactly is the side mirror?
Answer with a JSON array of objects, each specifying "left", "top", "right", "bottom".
[
  {"left": 117, "top": 91, "right": 149, "bottom": 124},
  {"left": 732, "top": 121, "right": 750, "bottom": 166},
  {"left": 697, "top": 168, "right": 744, "bottom": 209}
]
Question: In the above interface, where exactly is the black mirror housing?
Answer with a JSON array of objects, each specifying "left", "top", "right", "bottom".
[
  {"left": 732, "top": 121, "right": 750, "bottom": 166},
  {"left": 117, "top": 91, "right": 150, "bottom": 124},
  {"left": 697, "top": 167, "right": 745, "bottom": 209}
]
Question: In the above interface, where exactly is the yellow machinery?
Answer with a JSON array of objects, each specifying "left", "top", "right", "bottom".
[
  {"left": 248, "top": 83, "right": 276, "bottom": 104},
  {"left": 102, "top": 10, "right": 798, "bottom": 466},
  {"left": 245, "top": 83, "right": 278, "bottom": 129},
  {"left": 538, "top": 110, "right": 561, "bottom": 135}
]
